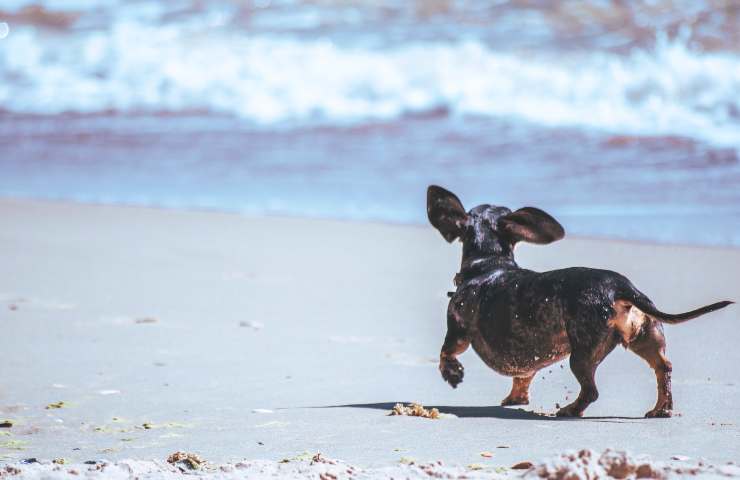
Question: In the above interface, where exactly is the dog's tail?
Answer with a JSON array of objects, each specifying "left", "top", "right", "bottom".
[{"left": 617, "top": 288, "right": 733, "bottom": 325}]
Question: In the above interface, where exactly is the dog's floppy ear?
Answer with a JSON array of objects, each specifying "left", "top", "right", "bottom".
[
  {"left": 498, "top": 207, "right": 564, "bottom": 244},
  {"left": 427, "top": 185, "right": 468, "bottom": 242}
]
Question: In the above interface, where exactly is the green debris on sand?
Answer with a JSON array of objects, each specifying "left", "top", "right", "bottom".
[
  {"left": 279, "top": 452, "right": 314, "bottom": 463},
  {"left": 93, "top": 424, "right": 135, "bottom": 434},
  {"left": 0, "top": 439, "right": 28, "bottom": 450},
  {"left": 141, "top": 421, "right": 191, "bottom": 430},
  {"left": 45, "top": 401, "right": 66, "bottom": 410},
  {"left": 93, "top": 417, "right": 163, "bottom": 434}
]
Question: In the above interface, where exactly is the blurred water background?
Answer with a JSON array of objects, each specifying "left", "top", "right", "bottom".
[{"left": 0, "top": 0, "right": 738, "bottom": 246}]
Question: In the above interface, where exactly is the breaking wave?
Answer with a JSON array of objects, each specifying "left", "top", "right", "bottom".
[{"left": 0, "top": 3, "right": 739, "bottom": 148}]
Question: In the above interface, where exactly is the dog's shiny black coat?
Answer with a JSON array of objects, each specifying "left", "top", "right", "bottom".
[{"left": 428, "top": 185, "right": 733, "bottom": 417}]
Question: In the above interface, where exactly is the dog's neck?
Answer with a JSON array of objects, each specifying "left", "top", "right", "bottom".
[{"left": 454, "top": 255, "right": 518, "bottom": 287}]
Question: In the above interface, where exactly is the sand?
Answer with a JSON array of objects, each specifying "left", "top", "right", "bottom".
[
  {"left": 0, "top": 199, "right": 738, "bottom": 477},
  {"left": 2, "top": 450, "right": 739, "bottom": 479}
]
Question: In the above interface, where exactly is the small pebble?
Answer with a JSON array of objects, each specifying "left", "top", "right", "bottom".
[
  {"left": 135, "top": 317, "right": 157, "bottom": 324},
  {"left": 240, "top": 321, "right": 264, "bottom": 330}
]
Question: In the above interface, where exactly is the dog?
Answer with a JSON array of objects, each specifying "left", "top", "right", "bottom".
[{"left": 427, "top": 185, "right": 733, "bottom": 418}]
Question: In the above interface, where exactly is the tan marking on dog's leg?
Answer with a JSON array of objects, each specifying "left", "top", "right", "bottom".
[
  {"left": 609, "top": 301, "right": 648, "bottom": 345},
  {"left": 440, "top": 337, "right": 469, "bottom": 361},
  {"left": 439, "top": 336, "right": 469, "bottom": 375},
  {"left": 643, "top": 351, "right": 673, "bottom": 418},
  {"left": 501, "top": 374, "right": 535, "bottom": 406},
  {"left": 629, "top": 322, "right": 673, "bottom": 418},
  {"left": 652, "top": 352, "right": 673, "bottom": 416}
]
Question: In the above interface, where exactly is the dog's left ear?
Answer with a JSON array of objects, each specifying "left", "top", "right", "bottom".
[
  {"left": 498, "top": 207, "right": 564, "bottom": 244},
  {"left": 427, "top": 185, "right": 468, "bottom": 242}
]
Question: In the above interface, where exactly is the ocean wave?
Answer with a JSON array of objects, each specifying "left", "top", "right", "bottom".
[{"left": 0, "top": 21, "right": 739, "bottom": 146}]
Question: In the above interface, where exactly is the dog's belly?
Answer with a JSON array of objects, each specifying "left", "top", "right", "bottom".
[{"left": 471, "top": 319, "right": 571, "bottom": 377}]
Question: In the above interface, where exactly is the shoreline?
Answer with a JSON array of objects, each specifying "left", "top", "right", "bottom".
[{"left": 1, "top": 195, "right": 738, "bottom": 252}]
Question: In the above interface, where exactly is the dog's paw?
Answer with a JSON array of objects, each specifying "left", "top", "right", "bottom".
[
  {"left": 555, "top": 403, "right": 584, "bottom": 418},
  {"left": 440, "top": 358, "right": 464, "bottom": 388},
  {"left": 644, "top": 408, "right": 672, "bottom": 418},
  {"left": 501, "top": 395, "right": 529, "bottom": 407}
]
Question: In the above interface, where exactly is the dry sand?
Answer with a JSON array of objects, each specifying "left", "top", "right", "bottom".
[{"left": 0, "top": 199, "right": 738, "bottom": 477}]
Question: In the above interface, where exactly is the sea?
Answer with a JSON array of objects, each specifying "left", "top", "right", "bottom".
[{"left": 0, "top": 0, "right": 738, "bottom": 246}]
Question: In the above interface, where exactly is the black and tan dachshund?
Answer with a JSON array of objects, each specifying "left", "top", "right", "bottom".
[{"left": 427, "top": 185, "right": 733, "bottom": 418}]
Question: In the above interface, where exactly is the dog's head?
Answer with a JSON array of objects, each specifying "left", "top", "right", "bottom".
[{"left": 427, "top": 185, "right": 564, "bottom": 258}]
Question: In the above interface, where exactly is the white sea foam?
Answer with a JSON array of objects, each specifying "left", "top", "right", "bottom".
[{"left": 0, "top": 20, "right": 738, "bottom": 147}]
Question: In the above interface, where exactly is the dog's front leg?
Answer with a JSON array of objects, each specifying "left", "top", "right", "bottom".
[
  {"left": 439, "top": 300, "right": 470, "bottom": 388},
  {"left": 440, "top": 328, "right": 469, "bottom": 388}
]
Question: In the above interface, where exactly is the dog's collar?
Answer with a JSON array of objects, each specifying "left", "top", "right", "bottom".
[{"left": 454, "top": 257, "right": 516, "bottom": 287}]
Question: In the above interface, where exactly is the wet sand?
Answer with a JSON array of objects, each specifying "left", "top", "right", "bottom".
[{"left": 0, "top": 199, "right": 738, "bottom": 475}]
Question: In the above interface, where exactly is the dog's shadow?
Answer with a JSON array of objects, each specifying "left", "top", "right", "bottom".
[{"left": 311, "top": 402, "right": 643, "bottom": 423}]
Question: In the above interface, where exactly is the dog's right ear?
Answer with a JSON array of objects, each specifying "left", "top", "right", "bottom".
[{"left": 427, "top": 185, "right": 468, "bottom": 242}]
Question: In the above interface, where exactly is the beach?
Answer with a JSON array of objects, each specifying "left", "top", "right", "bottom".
[
  {"left": 2, "top": 0, "right": 739, "bottom": 477},
  {"left": 1, "top": 198, "right": 738, "bottom": 477}
]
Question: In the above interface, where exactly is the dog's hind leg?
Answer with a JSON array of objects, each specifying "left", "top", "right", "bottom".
[
  {"left": 629, "top": 321, "right": 673, "bottom": 418},
  {"left": 557, "top": 333, "right": 619, "bottom": 417},
  {"left": 501, "top": 374, "right": 535, "bottom": 406}
]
